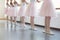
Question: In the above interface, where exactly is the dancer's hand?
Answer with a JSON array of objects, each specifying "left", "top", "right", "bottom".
[
  {"left": 10, "top": 2, "right": 14, "bottom": 7},
  {"left": 25, "top": 2, "right": 29, "bottom": 4},
  {"left": 14, "top": 1, "right": 21, "bottom": 6},
  {"left": 6, "top": 3, "right": 10, "bottom": 7},
  {"left": 18, "top": 4, "right": 21, "bottom": 6},
  {"left": 37, "top": 0, "right": 41, "bottom": 3}
]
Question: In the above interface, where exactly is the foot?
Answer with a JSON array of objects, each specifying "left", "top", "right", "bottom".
[
  {"left": 29, "top": 28, "right": 38, "bottom": 31},
  {"left": 20, "top": 25, "right": 27, "bottom": 30},
  {"left": 43, "top": 31, "right": 54, "bottom": 35}
]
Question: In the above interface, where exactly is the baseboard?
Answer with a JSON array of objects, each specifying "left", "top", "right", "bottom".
[
  {"left": 16, "top": 21, "right": 60, "bottom": 30},
  {"left": 0, "top": 18, "right": 7, "bottom": 20}
]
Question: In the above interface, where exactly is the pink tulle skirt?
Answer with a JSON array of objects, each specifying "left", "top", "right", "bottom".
[
  {"left": 5, "top": 7, "right": 18, "bottom": 17},
  {"left": 5, "top": 8, "right": 9, "bottom": 15},
  {"left": 39, "top": 0, "right": 56, "bottom": 17},
  {"left": 26, "top": 3, "right": 36, "bottom": 17},
  {"left": 18, "top": 4, "right": 27, "bottom": 17}
]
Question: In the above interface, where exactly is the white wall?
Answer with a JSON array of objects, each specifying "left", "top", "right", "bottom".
[{"left": 0, "top": 0, "right": 5, "bottom": 18}]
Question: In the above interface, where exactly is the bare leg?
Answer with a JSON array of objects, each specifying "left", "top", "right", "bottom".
[
  {"left": 10, "top": 17, "right": 13, "bottom": 29},
  {"left": 14, "top": 17, "right": 16, "bottom": 29},
  {"left": 7, "top": 16, "right": 8, "bottom": 28},
  {"left": 45, "top": 16, "right": 51, "bottom": 34},
  {"left": 30, "top": 16, "right": 35, "bottom": 29},
  {"left": 20, "top": 16, "right": 25, "bottom": 28}
]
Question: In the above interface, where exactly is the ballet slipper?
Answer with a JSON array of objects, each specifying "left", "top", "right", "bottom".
[
  {"left": 43, "top": 30, "right": 54, "bottom": 35},
  {"left": 29, "top": 27, "right": 38, "bottom": 31}
]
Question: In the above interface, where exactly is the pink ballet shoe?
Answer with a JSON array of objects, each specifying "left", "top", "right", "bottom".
[
  {"left": 43, "top": 31, "right": 54, "bottom": 35},
  {"left": 29, "top": 28, "right": 38, "bottom": 31}
]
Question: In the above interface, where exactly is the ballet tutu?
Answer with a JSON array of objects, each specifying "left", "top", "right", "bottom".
[
  {"left": 26, "top": 2, "right": 37, "bottom": 17},
  {"left": 6, "top": 7, "right": 18, "bottom": 17},
  {"left": 39, "top": 0, "right": 56, "bottom": 17},
  {"left": 5, "top": 8, "right": 8, "bottom": 14},
  {"left": 5, "top": 7, "right": 10, "bottom": 16},
  {"left": 18, "top": 3, "right": 27, "bottom": 17}
]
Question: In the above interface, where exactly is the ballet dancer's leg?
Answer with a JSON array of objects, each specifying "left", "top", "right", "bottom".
[
  {"left": 45, "top": 16, "right": 51, "bottom": 34},
  {"left": 10, "top": 17, "right": 13, "bottom": 29},
  {"left": 30, "top": 16, "right": 35, "bottom": 29},
  {"left": 7, "top": 16, "right": 8, "bottom": 28},
  {"left": 20, "top": 16, "right": 25, "bottom": 28},
  {"left": 14, "top": 17, "right": 16, "bottom": 29},
  {"left": 30, "top": 16, "right": 37, "bottom": 31}
]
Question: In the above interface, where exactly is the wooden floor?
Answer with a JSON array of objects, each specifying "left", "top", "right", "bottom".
[{"left": 0, "top": 20, "right": 60, "bottom": 40}]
